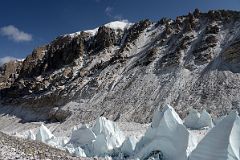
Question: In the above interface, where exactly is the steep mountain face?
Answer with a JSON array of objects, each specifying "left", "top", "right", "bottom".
[
  {"left": 1, "top": 9, "right": 240, "bottom": 123},
  {"left": 0, "top": 60, "right": 22, "bottom": 88}
]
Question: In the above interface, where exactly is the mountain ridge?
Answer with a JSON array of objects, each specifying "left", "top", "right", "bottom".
[{"left": 1, "top": 9, "right": 240, "bottom": 123}]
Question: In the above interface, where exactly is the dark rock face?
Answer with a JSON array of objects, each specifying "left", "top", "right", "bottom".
[
  {"left": 120, "top": 19, "right": 151, "bottom": 52},
  {"left": 90, "top": 26, "right": 120, "bottom": 52},
  {"left": 193, "top": 8, "right": 201, "bottom": 18},
  {"left": 206, "top": 25, "right": 219, "bottom": 35},
  {"left": 19, "top": 33, "right": 89, "bottom": 78},
  {"left": 223, "top": 40, "right": 240, "bottom": 63},
  {"left": 1, "top": 10, "right": 240, "bottom": 123},
  {"left": 0, "top": 60, "right": 22, "bottom": 88},
  {"left": 19, "top": 46, "right": 47, "bottom": 78},
  {"left": 125, "top": 19, "right": 151, "bottom": 43}
]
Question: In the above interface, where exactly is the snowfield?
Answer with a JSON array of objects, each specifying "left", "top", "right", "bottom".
[{"left": 1, "top": 104, "right": 238, "bottom": 160}]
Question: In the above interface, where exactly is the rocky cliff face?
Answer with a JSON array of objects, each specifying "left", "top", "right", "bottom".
[
  {"left": 1, "top": 9, "right": 240, "bottom": 123},
  {"left": 0, "top": 60, "right": 22, "bottom": 88}
]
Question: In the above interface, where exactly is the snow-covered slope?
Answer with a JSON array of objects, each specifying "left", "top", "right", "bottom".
[{"left": 1, "top": 9, "right": 240, "bottom": 125}]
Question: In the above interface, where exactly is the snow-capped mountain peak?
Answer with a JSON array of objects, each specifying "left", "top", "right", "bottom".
[{"left": 66, "top": 20, "right": 132, "bottom": 37}]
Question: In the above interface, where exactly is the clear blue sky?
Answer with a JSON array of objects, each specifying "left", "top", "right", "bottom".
[{"left": 0, "top": 0, "right": 240, "bottom": 60}]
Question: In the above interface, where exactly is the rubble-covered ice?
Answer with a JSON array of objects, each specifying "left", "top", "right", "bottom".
[
  {"left": 134, "top": 105, "right": 195, "bottom": 160},
  {"left": 184, "top": 109, "right": 213, "bottom": 129},
  {"left": 189, "top": 111, "right": 240, "bottom": 160}
]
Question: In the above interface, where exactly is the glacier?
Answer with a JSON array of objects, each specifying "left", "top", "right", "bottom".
[
  {"left": 134, "top": 105, "right": 195, "bottom": 160},
  {"left": 13, "top": 105, "right": 240, "bottom": 160}
]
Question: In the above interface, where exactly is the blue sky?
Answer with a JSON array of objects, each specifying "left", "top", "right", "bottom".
[{"left": 0, "top": 0, "right": 240, "bottom": 62}]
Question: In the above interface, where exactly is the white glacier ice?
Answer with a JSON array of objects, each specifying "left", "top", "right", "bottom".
[
  {"left": 70, "top": 124, "right": 96, "bottom": 145},
  {"left": 74, "top": 147, "right": 87, "bottom": 157},
  {"left": 26, "top": 130, "right": 36, "bottom": 140},
  {"left": 67, "top": 116, "right": 125, "bottom": 157},
  {"left": 64, "top": 143, "right": 76, "bottom": 154},
  {"left": 189, "top": 111, "right": 240, "bottom": 160},
  {"left": 90, "top": 116, "right": 126, "bottom": 156},
  {"left": 35, "top": 124, "right": 55, "bottom": 143},
  {"left": 120, "top": 136, "right": 138, "bottom": 156},
  {"left": 47, "top": 136, "right": 70, "bottom": 149},
  {"left": 134, "top": 105, "right": 194, "bottom": 160},
  {"left": 92, "top": 134, "right": 109, "bottom": 156},
  {"left": 213, "top": 115, "right": 226, "bottom": 125},
  {"left": 184, "top": 109, "right": 213, "bottom": 129},
  {"left": 197, "top": 110, "right": 213, "bottom": 129},
  {"left": 15, "top": 107, "right": 240, "bottom": 159},
  {"left": 184, "top": 109, "right": 201, "bottom": 129}
]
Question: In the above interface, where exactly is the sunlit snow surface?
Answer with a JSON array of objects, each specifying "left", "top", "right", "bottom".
[{"left": 66, "top": 21, "right": 132, "bottom": 38}]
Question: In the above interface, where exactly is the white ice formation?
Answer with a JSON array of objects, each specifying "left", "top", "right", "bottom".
[
  {"left": 184, "top": 109, "right": 213, "bottom": 129},
  {"left": 189, "top": 111, "right": 240, "bottom": 160},
  {"left": 120, "top": 136, "right": 138, "bottom": 156},
  {"left": 134, "top": 105, "right": 195, "bottom": 160},
  {"left": 91, "top": 116, "right": 126, "bottom": 156},
  {"left": 14, "top": 106, "right": 240, "bottom": 160},
  {"left": 70, "top": 124, "right": 96, "bottom": 145},
  {"left": 35, "top": 124, "right": 55, "bottom": 143}
]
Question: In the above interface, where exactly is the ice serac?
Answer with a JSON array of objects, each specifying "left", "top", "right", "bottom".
[
  {"left": 27, "top": 130, "right": 36, "bottom": 140},
  {"left": 197, "top": 110, "right": 213, "bottom": 129},
  {"left": 120, "top": 136, "right": 138, "bottom": 156},
  {"left": 184, "top": 109, "right": 201, "bottom": 129},
  {"left": 134, "top": 105, "right": 192, "bottom": 160},
  {"left": 91, "top": 117, "right": 125, "bottom": 156},
  {"left": 184, "top": 109, "right": 213, "bottom": 129},
  {"left": 35, "top": 124, "right": 54, "bottom": 143},
  {"left": 47, "top": 137, "right": 70, "bottom": 149},
  {"left": 70, "top": 124, "right": 96, "bottom": 145},
  {"left": 189, "top": 111, "right": 240, "bottom": 160},
  {"left": 74, "top": 147, "right": 87, "bottom": 157}
]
